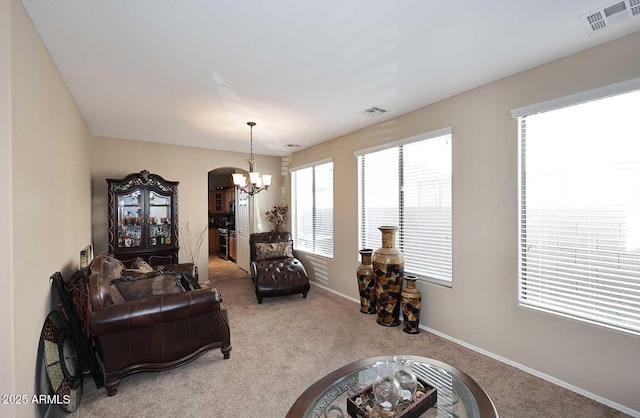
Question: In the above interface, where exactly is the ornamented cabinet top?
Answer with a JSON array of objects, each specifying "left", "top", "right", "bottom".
[{"left": 109, "top": 169, "right": 178, "bottom": 194}]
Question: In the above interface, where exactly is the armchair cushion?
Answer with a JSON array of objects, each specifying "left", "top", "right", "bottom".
[
  {"left": 254, "top": 240, "right": 293, "bottom": 260},
  {"left": 252, "top": 258, "right": 309, "bottom": 295}
]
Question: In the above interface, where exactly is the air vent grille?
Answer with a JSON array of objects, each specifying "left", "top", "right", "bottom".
[
  {"left": 604, "top": 1, "right": 627, "bottom": 16},
  {"left": 586, "top": 11, "right": 607, "bottom": 31},
  {"left": 361, "top": 106, "right": 389, "bottom": 117},
  {"left": 580, "top": 0, "right": 640, "bottom": 33}
]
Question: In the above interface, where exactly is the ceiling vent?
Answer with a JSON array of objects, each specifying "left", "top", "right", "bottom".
[
  {"left": 361, "top": 106, "right": 390, "bottom": 117},
  {"left": 580, "top": 0, "right": 640, "bottom": 33}
]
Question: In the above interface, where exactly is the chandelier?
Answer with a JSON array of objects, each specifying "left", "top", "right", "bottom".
[{"left": 232, "top": 122, "right": 272, "bottom": 196}]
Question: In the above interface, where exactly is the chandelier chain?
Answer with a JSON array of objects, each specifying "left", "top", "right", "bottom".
[{"left": 250, "top": 123, "right": 254, "bottom": 159}]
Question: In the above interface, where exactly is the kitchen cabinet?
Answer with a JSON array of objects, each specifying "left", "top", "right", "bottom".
[
  {"left": 209, "top": 191, "right": 223, "bottom": 213},
  {"left": 107, "top": 170, "right": 179, "bottom": 266},
  {"left": 209, "top": 188, "right": 235, "bottom": 214},
  {"left": 209, "top": 190, "right": 216, "bottom": 213},
  {"left": 225, "top": 188, "right": 235, "bottom": 212}
]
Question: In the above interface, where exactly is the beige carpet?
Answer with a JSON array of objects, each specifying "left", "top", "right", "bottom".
[{"left": 53, "top": 256, "right": 630, "bottom": 418}]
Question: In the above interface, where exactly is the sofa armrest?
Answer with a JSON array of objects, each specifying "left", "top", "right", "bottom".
[
  {"left": 161, "top": 262, "right": 197, "bottom": 280},
  {"left": 90, "top": 287, "right": 221, "bottom": 336}
]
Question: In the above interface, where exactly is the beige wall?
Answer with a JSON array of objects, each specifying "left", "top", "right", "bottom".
[
  {"left": 91, "top": 136, "right": 281, "bottom": 276},
  {"left": 10, "top": 0, "right": 94, "bottom": 416},
  {"left": 0, "top": 0, "right": 15, "bottom": 415},
  {"left": 7, "top": 0, "right": 639, "bottom": 414},
  {"left": 289, "top": 31, "right": 640, "bottom": 414}
]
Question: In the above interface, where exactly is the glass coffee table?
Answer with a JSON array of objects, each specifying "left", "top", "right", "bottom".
[{"left": 287, "top": 355, "right": 498, "bottom": 418}]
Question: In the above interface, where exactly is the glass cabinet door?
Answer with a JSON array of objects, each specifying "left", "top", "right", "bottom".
[
  {"left": 117, "top": 190, "right": 144, "bottom": 249},
  {"left": 148, "top": 191, "right": 172, "bottom": 247}
]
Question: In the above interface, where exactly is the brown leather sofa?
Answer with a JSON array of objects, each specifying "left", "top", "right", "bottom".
[
  {"left": 250, "top": 231, "right": 310, "bottom": 303},
  {"left": 88, "top": 254, "right": 231, "bottom": 395}
]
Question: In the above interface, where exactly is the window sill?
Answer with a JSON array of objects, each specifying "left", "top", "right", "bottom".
[
  {"left": 410, "top": 274, "right": 452, "bottom": 289},
  {"left": 293, "top": 249, "right": 333, "bottom": 260}
]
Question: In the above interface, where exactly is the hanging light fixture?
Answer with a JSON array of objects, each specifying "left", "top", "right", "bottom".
[{"left": 232, "top": 122, "right": 272, "bottom": 196}]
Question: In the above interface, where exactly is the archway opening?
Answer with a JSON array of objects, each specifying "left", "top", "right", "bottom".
[{"left": 207, "top": 167, "right": 250, "bottom": 274}]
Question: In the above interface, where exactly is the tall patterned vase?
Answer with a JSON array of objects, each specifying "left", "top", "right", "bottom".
[
  {"left": 401, "top": 276, "right": 421, "bottom": 334},
  {"left": 373, "top": 226, "right": 404, "bottom": 327},
  {"left": 357, "top": 249, "right": 376, "bottom": 314}
]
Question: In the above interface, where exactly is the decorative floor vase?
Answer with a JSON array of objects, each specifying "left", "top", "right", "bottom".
[
  {"left": 401, "top": 276, "right": 421, "bottom": 334},
  {"left": 357, "top": 249, "right": 377, "bottom": 314},
  {"left": 373, "top": 226, "right": 404, "bottom": 327}
]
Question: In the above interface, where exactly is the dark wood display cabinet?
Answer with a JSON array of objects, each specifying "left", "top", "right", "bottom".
[{"left": 107, "top": 170, "right": 179, "bottom": 266}]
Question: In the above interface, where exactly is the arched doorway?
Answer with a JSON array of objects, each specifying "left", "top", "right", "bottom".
[{"left": 207, "top": 167, "right": 250, "bottom": 272}]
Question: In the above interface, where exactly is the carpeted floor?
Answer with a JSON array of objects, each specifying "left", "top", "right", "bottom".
[{"left": 53, "top": 256, "right": 631, "bottom": 417}]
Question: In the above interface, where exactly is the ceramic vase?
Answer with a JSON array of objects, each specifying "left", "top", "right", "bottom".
[
  {"left": 357, "top": 249, "right": 377, "bottom": 314},
  {"left": 373, "top": 226, "right": 404, "bottom": 327},
  {"left": 401, "top": 275, "right": 421, "bottom": 334}
]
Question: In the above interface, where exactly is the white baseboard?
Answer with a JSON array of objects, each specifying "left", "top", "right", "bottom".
[
  {"left": 310, "top": 280, "right": 360, "bottom": 304},
  {"left": 310, "top": 280, "right": 640, "bottom": 418},
  {"left": 420, "top": 325, "right": 639, "bottom": 418}
]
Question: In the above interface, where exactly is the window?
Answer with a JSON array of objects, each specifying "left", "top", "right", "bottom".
[
  {"left": 517, "top": 86, "right": 640, "bottom": 335},
  {"left": 291, "top": 160, "right": 333, "bottom": 258},
  {"left": 357, "top": 129, "right": 452, "bottom": 284}
]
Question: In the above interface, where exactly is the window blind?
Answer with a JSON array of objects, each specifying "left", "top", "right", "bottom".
[
  {"left": 402, "top": 138, "right": 452, "bottom": 282},
  {"left": 359, "top": 147, "right": 400, "bottom": 252},
  {"left": 519, "top": 89, "right": 640, "bottom": 334},
  {"left": 292, "top": 161, "right": 334, "bottom": 258},
  {"left": 358, "top": 132, "right": 452, "bottom": 283}
]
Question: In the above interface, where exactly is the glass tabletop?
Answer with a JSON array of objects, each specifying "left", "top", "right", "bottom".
[{"left": 287, "top": 355, "right": 498, "bottom": 418}]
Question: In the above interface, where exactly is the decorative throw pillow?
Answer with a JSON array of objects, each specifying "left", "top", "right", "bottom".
[
  {"left": 102, "top": 255, "right": 126, "bottom": 280},
  {"left": 113, "top": 273, "right": 183, "bottom": 300},
  {"left": 130, "top": 257, "right": 155, "bottom": 273},
  {"left": 176, "top": 273, "right": 200, "bottom": 291},
  {"left": 255, "top": 241, "right": 294, "bottom": 261},
  {"left": 97, "top": 255, "right": 126, "bottom": 306}
]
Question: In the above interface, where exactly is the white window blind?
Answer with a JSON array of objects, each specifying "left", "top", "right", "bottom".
[
  {"left": 292, "top": 161, "right": 334, "bottom": 258},
  {"left": 518, "top": 88, "right": 640, "bottom": 335},
  {"left": 358, "top": 132, "right": 452, "bottom": 283},
  {"left": 359, "top": 147, "right": 400, "bottom": 252}
]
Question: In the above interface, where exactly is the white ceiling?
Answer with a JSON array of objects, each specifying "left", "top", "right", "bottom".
[{"left": 21, "top": 0, "right": 640, "bottom": 156}]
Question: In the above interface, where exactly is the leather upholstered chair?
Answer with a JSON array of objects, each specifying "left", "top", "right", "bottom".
[{"left": 250, "top": 231, "right": 310, "bottom": 304}]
